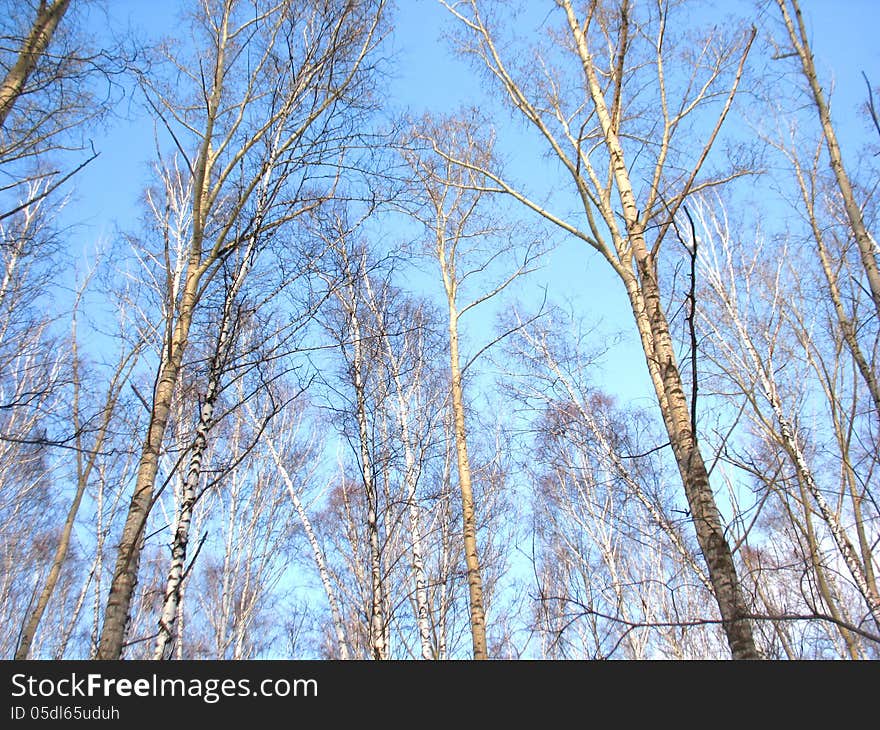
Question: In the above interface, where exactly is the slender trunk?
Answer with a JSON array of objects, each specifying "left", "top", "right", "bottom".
[
  {"left": 365, "top": 274, "right": 434, "bottom": 658},
  {"left": 175, "top": 584, "right": 184, "bottom": 660},
  {"left": 710, "top": 265, "right": 880, "bottom": 632},
  {"left": 349, "top": 308, "right": 387, "bottom": 660},
  {"left": 266, "top": 438, "right": 350, "bottom": 660},
  {"left": 850, "top": 482, "right": 878, "bottom": 601},
  {"left": 216, "top": 471, "right": 239, "bottom": 658},
  {"left": 795, "top": 158, "right": 880, "bottom": 419},
  {"left": 153, "top": 242, "right": 255, "bottom": 660},
  {"left": 446, "top": 299, "right": 489, "bottom": 660},
  {"left": 396, "top": 382, "right": 434, "bottom": 660},
  {"left": 436, "top": 436, "right": 454, "bottom": 660},
  {"left": 152, "top": 352, "right": 220, "bottom": 659},
  {"left": 797, "top": 480, "right": 862, "bottom": 660},
  {"left": 338, "top": 475, "right": 369, "bottom": 657},
  {"left": 776, "top": 0, "right": 880, "bottom": 319},
  {"left": 0, "top": 0, "right": 71, "bottom": 129},
  {"left": 91, "top": 465, "right": 104, "bottom": 656},
  {"left": 775, "top": 397, "right": 880, "bottom": 629}
]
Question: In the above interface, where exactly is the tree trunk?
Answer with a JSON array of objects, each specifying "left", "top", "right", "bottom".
[
  {"left": 0, "top": 0, "right": 71, "bottom": 129},
  {"left": 152, "top": 345, "right": 220, "bottom": 660},
  {"left": 395, "top": 379, "right": 434, "bottom": 659},
  {"left": 776, "top": 0, "right": 880, "bottom": 320},
  {"left": 559, "top": 0, "right": 760, "bottom": 659},
  {"left": 622, "top": 252, "right": 760, "bottom": 659},
  {"left": 811, "top": 209, "right": 880, "bottom": 420},
  {"left": 446, "top": 298, "right": 489, "bottom": 660},
  {"left": 267, "top": 438, "right": 351, "bottom": 660},
  {"left": 349, "top": 307, "right": 388, "bottom": 660}
]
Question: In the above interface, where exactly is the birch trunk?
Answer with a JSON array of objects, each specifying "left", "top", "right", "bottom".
[
  {"left": 560, "top": 0, "right": 758, "bottom": 657},
  {"left": 395, "top": 382, "right": 434, "bottom": 660},
  {"left": 620, "top": 253, "right": 759, "bottom": 659},
  {"left": 262, "top": 432, "right": 350, "bottom": 660},
  {"left": 0, "top": 0, "right": 71, "bottom": 129},
  {"left": 775, "top": 0, "right": 880, "bottom": 320},
  {"left": 152, "top": 228, "right": 257, "bottom": 660},
  {"left": 348, "top": 305, "right": 388, "bottom": 660},
  {"left": 361, "top": 274, "right": 435, "bottom": 659},
  {"left": 152, "top": 312, "right": 230, "bottom": 659},
  {"left": 446, "top": 297, "right": 488, "bottom": 660}
]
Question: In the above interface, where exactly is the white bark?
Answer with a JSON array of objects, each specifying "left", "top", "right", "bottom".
[{"left": 262, "top": 433, "right": 351, "bottom": 660}]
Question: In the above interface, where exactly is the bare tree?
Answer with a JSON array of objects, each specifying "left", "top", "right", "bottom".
[
  {"left": 773, "top": 0, "right": 880, "bottom": 320},
  {"left": 318, "top": 231, "right": 392, "bottom": 659},
  {"left": 402, "top": 114, "right": 540, "bottom": 659},
  {"left": 15, "top": 269, "right": 142, "bottom": 659},
  {"left": 252, "top": 400, "right": 351, "bottom": 660},
  {"left": 504, "top": 306, "right": 726, "bottom": 657},
  {"left": 765, "top": 128, "right": 880, "bottom": 420},
  {"left": 434, "top": 0, "right": 759, "bottom": 658}
]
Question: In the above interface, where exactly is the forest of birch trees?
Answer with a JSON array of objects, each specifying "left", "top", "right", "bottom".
[{"left": 1, "top": 0, "right": 878, "bottom": 660}]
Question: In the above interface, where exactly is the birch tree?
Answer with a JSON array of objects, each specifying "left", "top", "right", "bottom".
[
  {"left": 0, "top": 180, "right": 70, "bottom": 658},
  {"left": 360, "top": 276, "right": 443, "bottom": 659},
  {"left": 772, "top": 0, "right": 880, "bottom": 320},
  {"left": 15, "top": 274, "right": 142, "bottom": 659},
  {"left": 503, "top": 306, "right": 726, "bottom": 657},
  {"left": 190, "top": 395, "right": 299, "bottom": 660},
  {"left": 252, "top": 400, "right": 351, "bottom": 660},
  {"left": 152, "top": 250, "right": 254, "bottom": 660},
  {"left": 435, "top": 0, "right": 760, "bottom": 658},
  {"left": 402, "top": 114, "right": 540, "bottom": 659},
  {"left": 318, "top": 232, "right": 393, "bottom": 659}
]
